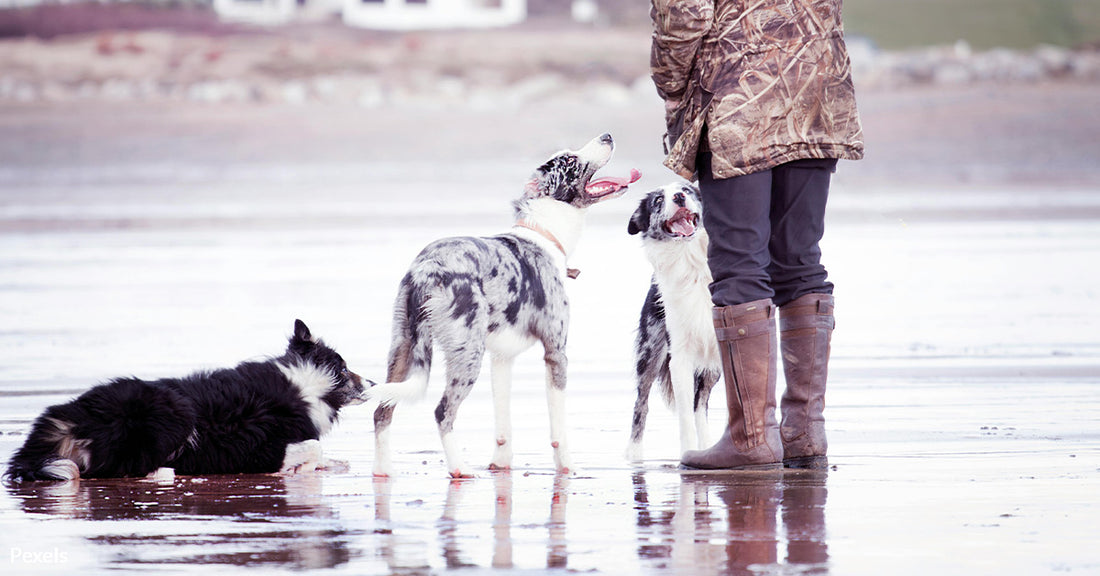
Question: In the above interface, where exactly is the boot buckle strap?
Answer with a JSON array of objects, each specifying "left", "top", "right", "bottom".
[{"left": 715, "top": 321, "right": 773, "bottom": 341}]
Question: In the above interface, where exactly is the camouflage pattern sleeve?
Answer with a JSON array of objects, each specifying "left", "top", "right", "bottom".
[
  {"left": 657, "top": 0, "right": 864, "bottom": 180},
  {"left": 650, "top": 0, "right": 714, "bottom": 102}
]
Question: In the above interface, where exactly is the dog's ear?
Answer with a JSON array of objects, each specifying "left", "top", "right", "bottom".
[
  {"left": 290, "top": 319, "right": 315, "bottom": 354},
  {"left": 523, "top": 176, "right": 542, "bottom": 198},
  {"left": 294, "top": 319, "right": 313, "bottom": 342},
  {"left": 628, "top": 199, "right": 650, "bottom": 235},
  {"left": 524, "top": 154, "right": 580, "bottom": 203}
]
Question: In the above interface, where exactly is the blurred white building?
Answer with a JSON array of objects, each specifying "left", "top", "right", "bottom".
[
  {"left": 212, "top": 0, "right": 307, "bottom": 25},
  {"left": 343, "top": 0, "right": 526, "bottom": 30},
  {"left": 0, "top": 0, "right": 615, "bottom": 31},
  {"left": 211, "top": 0, "right": 527, "bottom": 29}
]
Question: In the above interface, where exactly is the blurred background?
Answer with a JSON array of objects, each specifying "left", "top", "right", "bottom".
[
  {"left": 1, "top": 0, "right": 1098, "bottom": 389},
  {"left": 3, "top": 0, "right": 1100, "bottom": 48},
  {"left": 1, "top": 0, "right": 1098, "bottom": 179}
]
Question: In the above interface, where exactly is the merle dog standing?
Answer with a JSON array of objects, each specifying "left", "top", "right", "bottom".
[
  {"left": 5, "top": 320, "right": 370, "bottom": 482},
  {"left": 626, "top": 184, "right": 721, "bottom": 461},
  {"left": 369, "top": 133, "right": 639, "bottom": 478}
]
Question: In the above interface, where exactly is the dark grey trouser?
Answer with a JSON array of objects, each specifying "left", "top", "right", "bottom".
[{"left": 698, "top": 153, "right": 837, "bottom": 308}]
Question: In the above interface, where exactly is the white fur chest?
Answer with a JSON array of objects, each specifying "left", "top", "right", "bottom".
[
  {"left": 644, "top": 231, "right": 720, "bottom": 367},
  {"left": 277, "top": 362, "right": 336, "bottom": 436}
]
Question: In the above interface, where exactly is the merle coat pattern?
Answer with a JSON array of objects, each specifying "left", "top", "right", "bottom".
[
  {"left": 626, "top": 184, "right": 722, "bottom": 461},
  {"left": 4, "top": 320, "right": 370, "bottom": 482},
  {"left": 371, "top": 133, "right": 635, "bottom": 478}
]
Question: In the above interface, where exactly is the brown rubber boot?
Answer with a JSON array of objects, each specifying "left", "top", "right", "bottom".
[
  {"left": 778, "top": 293, "right": 835, "bottom": 469},
  {"left": 680, "top": 298, "right": 783, "bottom": 470}
]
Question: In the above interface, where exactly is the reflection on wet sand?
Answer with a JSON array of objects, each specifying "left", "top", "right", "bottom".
[
  {"left": 492, "top": 472, "right": 513, "bottom": 568},
  {"left": 441, "top": 479, "right": 476, "bottom": 569},
  {"left": 372, "top": 471, "right": 572, "bottom": 572},
  {"left": 370, "top": 475, "right": 431, "bottom": 574},
  {"left": 549, "top": 474, "right": 569, "bottom": 568},
  {"left": 8, "top": 474, "right": 350, "bottom": 571},
  {"left": 633, "top": 469, "right": 829, "bottom": 574}
]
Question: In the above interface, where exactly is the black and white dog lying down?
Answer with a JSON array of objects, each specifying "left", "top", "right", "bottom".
[
  {"left": 4, "top": 320, "right": 371, "bottom": 483},
  {"left": 370, "top": 133, "right": 640, "bottom": 478},
  {"left": 626, "top": 183, "right": 721, "bottom": 461}
]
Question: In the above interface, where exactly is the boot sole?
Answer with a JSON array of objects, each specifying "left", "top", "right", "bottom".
[
  {"left": 783, "top": 455, "right": 829, "bottom": 469},
  {"left": 677, "top": 462, "right": 783, "bottom": 473}
]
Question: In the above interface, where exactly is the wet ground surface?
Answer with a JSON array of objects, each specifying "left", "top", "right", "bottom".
[{"left": 2, "top": 92, "right": 1100, "bottom": 574}]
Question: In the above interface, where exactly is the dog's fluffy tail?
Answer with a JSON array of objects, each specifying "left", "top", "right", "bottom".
[
  {"left": 369, "top": 377, "right": 430, "bottom": 407},
  {"left": 372, "top": 273, "right": 434, "bottom": 407},
  {"left": 5, "top": 454, "right": 81, "bottom": 483},
  {"left": 4, "top": 409, "right": 92, "bottom": 483}
]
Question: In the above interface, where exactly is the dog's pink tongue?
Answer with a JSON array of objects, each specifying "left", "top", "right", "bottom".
[
  {"left": 669, "top": 216, "right": 696, "bottom": 237},
  {"left": 586, "top": 168, "right": 642, "bottom": 197}
]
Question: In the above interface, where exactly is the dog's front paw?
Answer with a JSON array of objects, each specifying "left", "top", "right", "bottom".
[
  {"left": 449, "top": 466, "right": 476, "bottom": 479},
  {"left": 490, "top": 441, "right": 513, "bottom": 471},
  {"left": 281, "top": 440, "right": 323, "bottom": 475},
  {"left": 143, "top": 467, "right": 176, "bottom": 484},
  {"left": 318, "top": 458, "right": 350, "bottom": 473},
  {"left": 552, "top": 444, "right": 574, "bottom": 476},
  {"left": 555, "top": 463, "right": 577, "bottom": 476},
  {"left": 372, "top": 460, "right": 393, "bottom": 478}
]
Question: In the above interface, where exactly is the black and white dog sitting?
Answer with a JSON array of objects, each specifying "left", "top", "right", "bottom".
[
  {"left": 370, "top": 133, "right": 639, "bottom": 478},
  {"left": 626, "top": 183, "right": 721, "bottom": 462},
  {"left": 4, "top": 320, "right": 371, "bottom": 483}
]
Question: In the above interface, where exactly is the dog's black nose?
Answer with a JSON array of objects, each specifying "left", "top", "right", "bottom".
[
  {"left": 598, "top": 133, "right": 613, "bottom": 144},
  {"left": 673, "top": 192, "right": 686, "bottom": 206}
]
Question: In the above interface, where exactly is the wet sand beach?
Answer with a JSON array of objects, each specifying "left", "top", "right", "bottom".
[{"left": 1, "top": 82, "right": 1099, "bottom": 574}]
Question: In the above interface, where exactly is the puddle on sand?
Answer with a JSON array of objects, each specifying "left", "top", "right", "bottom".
[
  {"left": 2, "top": 465, "right": 831, "bottom": 575},
  {"left": 368, "top": 466, "right": 831, "bottom": 575},
  {"left": 4, "top": 474, "right": 354, "bottom": 572}
]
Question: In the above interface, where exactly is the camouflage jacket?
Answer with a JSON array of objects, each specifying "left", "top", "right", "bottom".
[{"left": 651, "top": 0, "right": 865, "bottom": 180}]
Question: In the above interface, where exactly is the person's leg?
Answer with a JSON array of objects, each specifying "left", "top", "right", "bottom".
[
  {"left": 768, "top": 159, "right": 837, "bottom": 468},
  {"left": 767, "top": 158, "right": 835, "bottom": 307},
  {"left": 698, "top": 152, "right": 774, "bottom": 307},
  {"left": 682, "top": 153, "right": 782, "bottom": 470}
]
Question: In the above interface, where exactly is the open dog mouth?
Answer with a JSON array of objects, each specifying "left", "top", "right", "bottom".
[
  {"left": 664, "top": 207, "right": 700, "bottom": 237},
  {"left": 586, "top": 168, "right": 642, "bottom": 199}
]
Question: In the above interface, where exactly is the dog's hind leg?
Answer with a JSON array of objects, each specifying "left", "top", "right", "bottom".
[
  {"left": 669, "top": 354, "right": 699, "bottom": 455},
  {"left": 372, "top": 279, "right": 435, "bottom": 477},
  {"left": 694, "top": 370, "right": 718, "bottom": 449},
  {"left": 625, "top": 373, "right": 652, "bottom": 463},
  {"left": 489, "top": 353, "right": 515, "bottom": 470},
  {"left": 626, "top": 346, "right": 670, "bottom": 462},
  {"left": 437, "top": 345, "right": 485, "bottom": 479},
  {"left": 543, "top": 345, "right": 574, "bottom": 475}
]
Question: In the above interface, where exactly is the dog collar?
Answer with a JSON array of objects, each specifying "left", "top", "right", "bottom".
[{"left": 513, "top": 221, "right": 580, "bottom": 279}]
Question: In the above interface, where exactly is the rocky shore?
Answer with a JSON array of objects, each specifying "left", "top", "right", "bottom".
[
  {"left": 848, "top": 39, "right": 1100, "bottom": 87},
  {"left": 1, "top": 24, "right": 1098, "bottom": 108}
]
